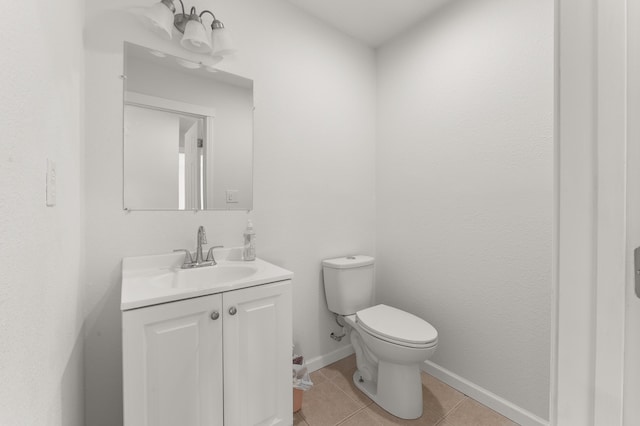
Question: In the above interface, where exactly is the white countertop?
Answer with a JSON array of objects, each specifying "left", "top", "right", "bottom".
[{"left": 121, "top": 248, "right": 293, "bottom": 311}]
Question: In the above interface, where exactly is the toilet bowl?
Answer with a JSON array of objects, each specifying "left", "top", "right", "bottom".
[
  {"left": 344, "top": 305, "right": 437, "bottom": 419},
  {"left": 322, "top": 255, "right": 438, "bottom": 420}
]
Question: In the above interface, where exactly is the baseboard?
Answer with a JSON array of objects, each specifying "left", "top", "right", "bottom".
[
  {"left": 422, "top": 360, "right": 549, "bottom": 426},
  {"left": 305, "top": 344, "right": 355, "bottom": 373}
]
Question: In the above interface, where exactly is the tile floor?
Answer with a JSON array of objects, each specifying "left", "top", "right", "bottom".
[{"left": 294, "top": 355, "right": 518, "bottom": 426}]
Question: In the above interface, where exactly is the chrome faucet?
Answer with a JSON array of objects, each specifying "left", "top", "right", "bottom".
[
  {"left": 173, "top": 226, "right": 224, "bottom": 269},
  {"left": 195, "top": 226, "right": 207, "bottom": 264}
]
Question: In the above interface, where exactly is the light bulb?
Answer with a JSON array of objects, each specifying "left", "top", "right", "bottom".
[
  {"left": 211, "top": 27, "right": 236, "bottom": 56},
  {"left": 181, "top": 19, "right": 212, "bottom": 53},
  {"left": 135, "top": 1, "right": 175, "bottom": 40}
]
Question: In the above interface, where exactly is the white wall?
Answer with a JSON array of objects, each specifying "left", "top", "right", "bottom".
[
  {"left": 83, "top": 1, "right": 376, "bottom": 424},
  {"left": 376, "top": 0, "right": 553, "bottom": 421},
  {"left": 0, "top": 0, "right": 85, "bottom": 425}
]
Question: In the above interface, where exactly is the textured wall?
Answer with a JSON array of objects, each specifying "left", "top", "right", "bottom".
[
  {"left": 0, "top": 0, "right": 85, "bottom": 424},
  {"left": 376, "top": 0, "right": 553, "bottom": 419},
  {"left": 83, "top": 0, "right": 554, "bottom": 423},
  {"left": 83, "top": 1, "right": 376, "bottom": 424}
]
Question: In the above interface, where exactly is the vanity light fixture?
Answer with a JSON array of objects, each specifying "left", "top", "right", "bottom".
[{"left": 136, "top": 0, "right": 236, "bottom": 57}]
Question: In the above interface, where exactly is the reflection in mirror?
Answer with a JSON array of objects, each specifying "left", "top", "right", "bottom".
[
  {"left": 124, "top": 104, "right": 207, "bottom": 209},
  {"left": 123, "top": 42, "right": 253, "bottom": 211}
]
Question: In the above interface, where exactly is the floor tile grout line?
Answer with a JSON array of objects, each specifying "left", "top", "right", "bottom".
[
  {"left": 436, "top": 395, "right": 469, "bottom": 425},
  {"left": 329, "top": 376, "right": 370, "bottom": 408},
  {"left": 310, "top": 368, "right": 330, "bottom": 383},
  {"left": 326, "top": 371, "right": 374, "bottom": 410},
  {"left": 329, "top": 384, "right": 372, "bottom": 408},
  {"left": 294, "top": 411, "right": 310, "bottom": 426},
  {"left": 434, "top": 416, "right": 447, "bottom": 426},
  {"left": 334, "top": 405, "right": 370, "bottom": 426},
  {"left": 300, "top": 378, "right": 367, "bottom": 426},
  {"left": 446, "top": 395, "right": 469, "bottom": 416}
]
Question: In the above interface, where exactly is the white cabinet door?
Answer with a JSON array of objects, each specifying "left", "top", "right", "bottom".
[
  {"left": 122, "top": 294, "right": 224, "bottom": 426},
  {"left": 223, "top": 280, "right": 293, "bottom": 426}
]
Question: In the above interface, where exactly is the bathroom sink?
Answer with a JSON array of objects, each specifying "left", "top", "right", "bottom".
[
  {"left": 166, "top": 264, "right": 259, "bottom": 289},
  {"left": 121, "top": 247, "right": 293, "bottom": 310}
]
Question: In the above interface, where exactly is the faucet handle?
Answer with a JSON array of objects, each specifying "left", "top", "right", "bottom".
[
  {"left": 206, "top": 246, "right": 224, "bottom": 263},
  {"left": 173, "top": 249, "right": 194, "bottom": 267}
]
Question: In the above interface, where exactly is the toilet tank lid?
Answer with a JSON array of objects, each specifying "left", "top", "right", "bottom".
[{"left": 322, "top": 255, "right": 374, "bottom": 269}]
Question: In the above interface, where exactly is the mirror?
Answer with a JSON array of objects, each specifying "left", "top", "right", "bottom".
[{"left": 123, "top": 42, "right": 253, "bottom": 210}]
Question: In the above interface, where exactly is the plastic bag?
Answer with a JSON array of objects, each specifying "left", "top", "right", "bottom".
[{"left": 292, "top": 356, "right": 313, "bottom": 391}]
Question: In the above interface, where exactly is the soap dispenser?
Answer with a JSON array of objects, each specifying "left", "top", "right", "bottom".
[{"left": 243, "top": 220, "right": 256, "bottom": 261}]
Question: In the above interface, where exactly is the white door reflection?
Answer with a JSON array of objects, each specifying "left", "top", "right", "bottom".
[{"left": 124, "top": 100, "right": 210, "bottom": 211}]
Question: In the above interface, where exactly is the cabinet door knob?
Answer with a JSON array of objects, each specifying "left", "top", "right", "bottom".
[
  {"left": 210, "top": 311, "right": 220, "bottom": 320},
  {"left": 229, "top": 306, "right": 237, "bottom": 316}
]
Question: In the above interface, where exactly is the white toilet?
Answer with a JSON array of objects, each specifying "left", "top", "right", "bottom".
[{"left": 322, "top": 255, "right": 438, "bottom": 420}]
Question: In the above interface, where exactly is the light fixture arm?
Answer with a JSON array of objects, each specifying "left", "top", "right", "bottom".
[
  {"left": 176, "top": 0, "right": 185, "bottom": 16},
  {"left": 173, "top": 3, "right": 200, "bottom": 33},
  {"left": 199, "top": 10, "right": 225, "bottom": 30},
  {"left": 199, "top": 10, "right": 216, "bottom": 21},
  {"left": 187, "top": 7, "right": 202, "bottom": 23}
]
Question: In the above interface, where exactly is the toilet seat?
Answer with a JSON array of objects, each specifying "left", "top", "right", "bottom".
[{"left": 356, "top": 304, "right": 438, "bottom": 348}]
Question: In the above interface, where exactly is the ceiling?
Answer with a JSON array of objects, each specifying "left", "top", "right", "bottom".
[{"left": 286, "top": 0, "right": 451, "bottom": 47}]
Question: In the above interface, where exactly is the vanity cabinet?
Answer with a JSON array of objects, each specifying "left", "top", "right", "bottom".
[{"left": 122, "top": 280, "right": 292, "bottom": 426}]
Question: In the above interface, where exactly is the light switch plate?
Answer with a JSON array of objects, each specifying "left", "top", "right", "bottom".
[
  {"left": 635, "top": 247, "right": 640, "bottom": 298},
  {"left": 46, "top": 159, "right": 56, "bottom": 207}
]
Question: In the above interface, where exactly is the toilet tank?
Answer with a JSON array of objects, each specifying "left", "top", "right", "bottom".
[{"left": 322, "top": 255, "right": 375, "bottom": 315}]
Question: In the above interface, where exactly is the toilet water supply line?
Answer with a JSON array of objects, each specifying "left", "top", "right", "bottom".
[{"left": 330, "top": 314, "right": 347, "bottom": 341}]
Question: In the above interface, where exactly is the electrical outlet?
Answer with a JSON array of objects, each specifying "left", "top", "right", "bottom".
[{"left": 226, "top": 190, "right": 239, "bottom": 203}]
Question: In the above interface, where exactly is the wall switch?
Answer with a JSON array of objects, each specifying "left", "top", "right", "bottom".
[
  {"left": 46, "top": 159, "right": 57, "bottom": 207},
  {"left": 226, "top": 190, "right": 239, "bottom": 203}
]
